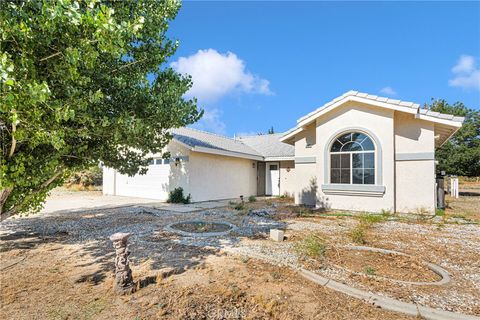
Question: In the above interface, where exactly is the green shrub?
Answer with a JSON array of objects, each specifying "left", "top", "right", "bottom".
[
  {"left": 167, "top": 187, "right": 191, "bottom": 204},
  {"left": 248, "top": 195, "right": 257, "bottom": 202},
  {"left": 232, "top": 202, "right": 245, "bottom": 210},
  {"left": 350, "top": 225, "right": 367, "bottom": 244},
  {"left": 381, "top": 209, "right": 392, "bottom": 218},
  {"left": 365, "top": 266, "right": 376, "bottom": 275},
  {"left": 65, "top": 166, "right": 102, "bottom": 188},
  {"left": 359, "top": 213, "right": 385, "bottom": 226},
  {"left": 295, "top": 234, "right": 328, "bottom": 258}
]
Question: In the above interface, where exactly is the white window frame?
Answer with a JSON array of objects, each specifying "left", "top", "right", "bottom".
[{"left": 329, "top": 132, "right": 376, "bottom": 185}]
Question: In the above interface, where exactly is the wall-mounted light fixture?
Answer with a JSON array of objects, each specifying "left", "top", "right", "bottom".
[{"left": 175, "top": 157, "right": 181, "bottom": 166}]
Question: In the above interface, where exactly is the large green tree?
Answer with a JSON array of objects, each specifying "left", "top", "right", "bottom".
[
  {"left": 0, "top": 0, "right": 202, "bottom": 221},
  {"left": 425, "top": 99, "right": 480, "bottom": 177}
]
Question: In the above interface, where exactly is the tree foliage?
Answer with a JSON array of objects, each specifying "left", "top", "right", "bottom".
[
  {"left": 0, "top": 0, "right": 202, "bottom": 220},
  {"left": 425, "top": 99, "right": 480, "bottom": 177}
]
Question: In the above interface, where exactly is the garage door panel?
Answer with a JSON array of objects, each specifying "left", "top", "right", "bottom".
[{"left": 115, "top": 165, "right": 170, "bottom": 200}]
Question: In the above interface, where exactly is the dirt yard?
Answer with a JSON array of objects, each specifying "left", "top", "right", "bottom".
[{"left": 1, "top": 185, "right": 479, "bottom": 319}]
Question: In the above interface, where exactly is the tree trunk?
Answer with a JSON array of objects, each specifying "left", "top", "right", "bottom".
[
  {"left": 0, "top": 188, "right": 12, "bottom": 217},
  {"left": 0, "top": 170, "right": 63, "bottom": 222}
]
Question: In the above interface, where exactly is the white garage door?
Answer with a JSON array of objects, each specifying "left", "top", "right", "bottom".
[{"left": 115, "top": 159, "right": 171, "bottom": 200}]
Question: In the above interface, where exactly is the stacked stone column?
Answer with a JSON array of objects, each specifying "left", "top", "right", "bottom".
[{"left": 109, "top": 232, "right": 136, "bottom": 295}]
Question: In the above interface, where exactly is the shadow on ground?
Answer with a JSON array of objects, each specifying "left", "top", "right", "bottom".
[{"left": 0, "top": 207, "right": 240, "bottom": 287}]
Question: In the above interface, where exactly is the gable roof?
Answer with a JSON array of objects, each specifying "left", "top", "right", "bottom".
[
  {"left": 238, "top": 133, "right": 295, "bottom": 160},
  {"left": 172, "top": 127, "right": 262, "bottom": 160},
  {"left": 280, "top": 90, "right": 464, "bottom": 147},
  {"left": 171, "top": 127, "right": 294, "bottom": 161}
]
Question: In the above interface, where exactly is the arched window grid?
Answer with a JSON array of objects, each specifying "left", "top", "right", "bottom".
[{"left": 329, "top": 132, "right": 375, "bottom": 185}]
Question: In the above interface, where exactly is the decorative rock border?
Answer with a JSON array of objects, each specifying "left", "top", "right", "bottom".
[
  {"left": 299, "top": 268, "right": 478, "bottom": 320},
  {"left": 164, "top": 220, "right": 238, "bottom": 237},
  {"left": 340, "top": 245, "right": 451, "bottom": 286}
]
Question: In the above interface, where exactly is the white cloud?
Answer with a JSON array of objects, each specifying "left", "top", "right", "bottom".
[
  {"left": 449, "top": 55, "right": 480, "bottom": 91},
  {"left": 171, "top": 49, "right": 273, "bottom": 102},
  {"left": 452, "top": 55, "right": 475, "bottom": 74},
  {"left": 191, "top": 109, "right": 226, "bottom": 135},
  {"left": 379, "top": 86, "right": 397, "bottom": 96}
]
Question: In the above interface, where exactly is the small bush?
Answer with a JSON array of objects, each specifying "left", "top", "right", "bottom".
[
  {"left": 381, "top": 209, "right": 392, "bottom": 218},
  {"left": 232, "top": 202, "right": 245, "bottom": 210},
  {"left": 295, "top": 234, "right": 328, "bottom": 258},
  {"left": 359, "top": 213, "right": 385, "bottom": 226},
  {"left": 350, "top": 225, "right": 367, "bottom": 244},
  {"left": 365, "top": 266, "right": 376, "bottom": 275},
  {"left": 65, "top": 166, "right": 102, "bottom": 189},
  {"left": 248, "top": 195, "right": 257, "bottom": 202},
  {"left": 167, "top": 187, "right": 191, "bottom": 204},
  {"left": 240, "top": 256, "right": 250, "bottom": 263}
]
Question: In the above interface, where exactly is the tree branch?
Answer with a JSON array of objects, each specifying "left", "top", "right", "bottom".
[
  {"left": 8, "top": 120, "right": 16, "bottom": 158},
  {"left": 0, "top": 170, "right": 64, "bottom": 222},
  {"left": 110, "top": 58, "right": 148, "bottom": 74},
  {"left": 0, "top": 188, "right": 12, "bottom": 216},
  {"left": 39, "top": 51, "right": 62, "bottom": 62}
]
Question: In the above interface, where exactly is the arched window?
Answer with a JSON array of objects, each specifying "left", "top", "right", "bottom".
[{"left": 330, "top": 132, "right": 375, "bottom": 184}]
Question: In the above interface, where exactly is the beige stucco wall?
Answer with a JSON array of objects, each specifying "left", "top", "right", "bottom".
[
  {"left": 279, "top": 160, "right": 296, "bottom": 197},
  {"left": 188, "top": 152, "right": 257, "bottom": 202},
  {"left": 293, "top": 163, "right": 319, "bottom": 206},
  {"left": 395, "top": 160, "right": 435, "bottom": 213},
  {"left": 294, "top": 102, "right": 396, "bottom": 212},
  {"left": 294, "top": 123, "right": 317, "bottom": 157},
  {"left": 166, "top": 141, "right": 192, "bottom": 196},
  {"left": 394, "top": 112, "right": 436, "bottom": 213}
]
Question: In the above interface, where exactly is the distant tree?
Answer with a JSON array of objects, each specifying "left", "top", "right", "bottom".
[
  {"left": 268, "top": 126, "right": 275, "bottom": 134},
  {"left": 0, "top": 0, "right": 202, "bottom": 220},
  {"left": 425, "top": 99, "right": 480, "bottom": 177}
]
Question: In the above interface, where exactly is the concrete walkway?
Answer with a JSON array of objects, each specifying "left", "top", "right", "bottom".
[{"left": 41, "top": 189, "right": 231, "bottom": 215}]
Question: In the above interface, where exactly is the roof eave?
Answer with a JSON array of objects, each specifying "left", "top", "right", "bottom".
[
  {"left": 415, "top": 114, "right": 463, "bottom": 128},
  {"left": 191, "top": 146, "right": 264, "bottom": 161},
  {"left": 279, "top": 127, "right": 305, "bottom": 143},
  {"left": 264, "top": 156, "right": 295, "bottom": 161},
  {"left": 296, "top": 95, "right": 418, "bottom": 128}
]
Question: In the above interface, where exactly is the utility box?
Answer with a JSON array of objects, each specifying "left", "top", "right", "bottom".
[{"left": 270, "top": 229, "right": 285, "bottom": 242}]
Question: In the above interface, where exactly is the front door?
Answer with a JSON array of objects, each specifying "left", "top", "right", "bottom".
[{"left": 266, "top": 163, "right": 280, "bottom": 196}]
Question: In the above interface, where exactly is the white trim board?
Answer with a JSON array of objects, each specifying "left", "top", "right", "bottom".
[{"left": 396, "top": 152, "right": 435, "bottom": 161}]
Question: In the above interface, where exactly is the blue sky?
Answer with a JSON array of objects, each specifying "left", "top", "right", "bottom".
[{"left": 167, "top": 1, "right": 480, "bottom": 136}]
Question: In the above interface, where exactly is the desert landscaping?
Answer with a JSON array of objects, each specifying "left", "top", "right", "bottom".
[
  {"left": 1, "top": 181, "right": 479, "bottom": 320},
  {"left": 2, "top": 1, "right": 479, "bottom": 320}
]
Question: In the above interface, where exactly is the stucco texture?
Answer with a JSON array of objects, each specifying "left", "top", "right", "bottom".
[
  {"left": 292, "top": 102, "right": 437, "bottom": 213},
  {"left": 188, "top": 152, "right": 257, "bottom": 202},
  {"left": 394, "top": 112, "right": 436, "bottom": 213},
  {"left": 279, "top": 160, "right": 296, "bottom": 197}
]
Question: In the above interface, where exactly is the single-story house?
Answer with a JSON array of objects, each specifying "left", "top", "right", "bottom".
[
  {"left": 103, "top": 90, "right": 463, "bottom": 213},
  {"left": 103, "top": 127, "right": 296, "bottom": 202}
]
